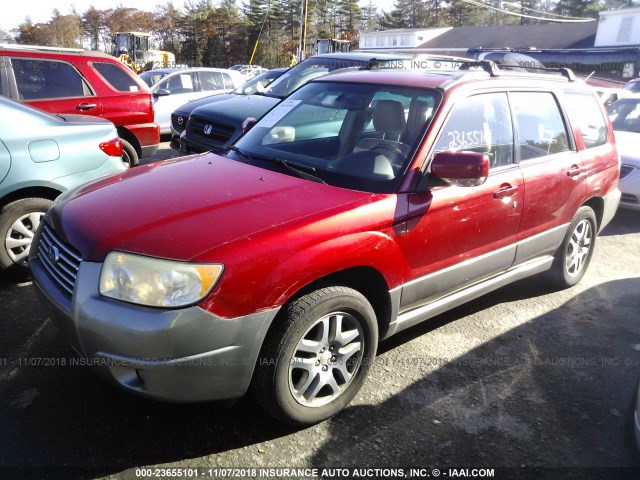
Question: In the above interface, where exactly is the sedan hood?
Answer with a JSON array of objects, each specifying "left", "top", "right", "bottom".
[
  {"left": 615, "top": 130, "right": 640, "bottom": 167},
  {"left": 190, "top": 94, "right": 280, "bottom": 126},
  {"left": 173, "top": 93, "right": 237, "bottom": 116},
  {"left": 48, "top": 154, "right": 373, "bottom": 262}
]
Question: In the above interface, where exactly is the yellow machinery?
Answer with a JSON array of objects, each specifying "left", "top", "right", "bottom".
[{"left": 112, "top": 32, "right": 176, "bottom": 73}]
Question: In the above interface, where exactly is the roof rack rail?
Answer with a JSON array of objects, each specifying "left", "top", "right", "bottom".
[
  {"left": 478, "top": 62, "right": 577, "bottom": 82},
  {"left": 0, "top": 43, "right": 85, "bottom": 54},
  {"left": 458, "top": 60, "right": 500, "bottom": 77}
]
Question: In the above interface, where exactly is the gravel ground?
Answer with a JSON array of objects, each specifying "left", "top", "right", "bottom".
[{"left": 0, "top": 146, "right": 639, "bottom": 480}]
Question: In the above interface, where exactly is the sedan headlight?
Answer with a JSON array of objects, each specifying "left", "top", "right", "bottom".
[{"left": 99, "top": 251, "right": 223, "bottom": 307}]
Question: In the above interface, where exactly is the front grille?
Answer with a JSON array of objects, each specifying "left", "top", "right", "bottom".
[
  {"left": 188, "top": 115, "right": 236, "bottom": 147},
  {"left": 620, "top": 164, "right": 635, "bottom": 179},
  {"left": 171, "top": 113, "right": 187, "bottom": 134},
  {"left": 38, "top": 225, "right": 81, "bottom": 297}
]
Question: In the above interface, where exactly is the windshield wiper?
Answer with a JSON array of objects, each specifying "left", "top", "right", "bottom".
[
  {"left": 227, "top": 146, "right": 325, "bottom": 184},
  {"left": 270, "top": 157, "right": 326, "bottom": 184},
  {"left": 227, "top": 145, "right": 253, "bottom": 163}
]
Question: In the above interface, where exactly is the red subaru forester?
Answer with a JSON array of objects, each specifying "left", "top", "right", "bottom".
[{"left": 30, "top": 63, "right": 621, "bottom": 426}]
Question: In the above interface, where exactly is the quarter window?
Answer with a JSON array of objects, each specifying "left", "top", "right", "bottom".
[
  {"left": 93, "top": 62, "right": 141, "bottom": 92},
  {"left": 510, "top": 92, "right": 570, "bottom": 161},
  {"left": 563, "top": 91, "right": 608, "bottom": 148},
  {"left": 433, "top": 93, "right": 514, "bottom": 169}
]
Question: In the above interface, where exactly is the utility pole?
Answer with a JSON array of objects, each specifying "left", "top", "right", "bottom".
[{"left": 297, "top": 0, "right": 308, "bottom": 62}]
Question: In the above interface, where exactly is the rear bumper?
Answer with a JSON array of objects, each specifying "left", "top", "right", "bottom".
[
  {"left": 125, "top": 122, "right": 161, "bottom": 158},
  {"left": 600, "top": 187, "right": 622, "bottom": 231},
  {"left": 30, "top": 254, "right": 279, "bottom": 403}
]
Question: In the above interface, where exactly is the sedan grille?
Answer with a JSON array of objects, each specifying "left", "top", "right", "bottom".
[
  {"left": 171, "top": 114, "right": 188, "bottom": 134},
  {"left": 620, "top": 164, "right": 634, "bottom": 179},
  {"left": 621, "top": 193, "right": 639, "bottom": 205},
  {"left": 188, "top": 115, "right": 236, "bottom": 147},
  {"left": 38, "top": 225, "right": 81, "bottom": 297}
]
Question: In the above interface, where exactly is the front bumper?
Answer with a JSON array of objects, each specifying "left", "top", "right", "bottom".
[{"left": 30, "top": 251, "right": 279, "bottom": 403}]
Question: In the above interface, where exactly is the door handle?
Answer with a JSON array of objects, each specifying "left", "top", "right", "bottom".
[
  {"left": 493, "top": 184, "right": 518, "bottom": 199},
  {"left": 567, "top": 165, "right": 583, "bottom": 178},
  {"left": 75, "top": 103, "right": 97, "bottom": 111}
]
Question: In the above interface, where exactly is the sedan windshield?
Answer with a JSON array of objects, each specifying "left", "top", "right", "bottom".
[
  {"left": 230, "top": 81, "right": 441, "bottom": 193},
  {"left": 138, "top": 71, "right": 170, "bottom": 87}
]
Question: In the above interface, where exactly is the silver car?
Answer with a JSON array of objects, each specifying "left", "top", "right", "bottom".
[
  {"left": 0, "top": 97, "right": 126, "bottom": 278},
  {"left": 139, "top": 68, "right": 246, "bottom": 135}
]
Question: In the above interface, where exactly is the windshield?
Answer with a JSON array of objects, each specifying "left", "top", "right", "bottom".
[
  {"left": 265, "top": 57, "right": 382, "bottom": 99},
  {"left": 233, "top": 69, "right": 285, "bottom": 96},
  {"left": 229, "top": 81, "right": 441, "bottom": 193},
  {"left": 139, "top": 71, "right": 169, "bottom": 87}
]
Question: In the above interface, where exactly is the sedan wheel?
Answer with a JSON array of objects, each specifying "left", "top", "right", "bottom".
[{"left": 0, "top": 197, "right": 52, "bottom": 279}]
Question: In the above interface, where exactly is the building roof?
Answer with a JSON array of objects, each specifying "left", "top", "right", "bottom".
[{"left": 418, "top": 23, "right": 599, "bottom": 50}]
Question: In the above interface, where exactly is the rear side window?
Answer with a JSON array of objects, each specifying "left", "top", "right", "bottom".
[
  {"left": 510, "top": 92, "right": 570, "bottom": 161},
  {"left": 12, "top": 58, "right": 88, "bottom": 100},
  {"left": 563, "top": 91, "right": 608, "bottom": 148},
  {"left": 92, "top": 62, "right": 141, "bottom": 92}
]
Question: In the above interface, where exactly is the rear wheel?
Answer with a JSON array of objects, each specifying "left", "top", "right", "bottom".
[
  {"left": 0, "top": 198, "right": 52, "bottom": 279},
  {"left": 121, "top": 138, "right": 139, "bottom": 168},
  {"left": 252, "top": 286, "right": 378, "bottom": 426},
  {"left": 548, "top": 206, "right": 597, "bottom": 288}
]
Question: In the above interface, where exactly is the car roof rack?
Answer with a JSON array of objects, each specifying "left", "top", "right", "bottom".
[
  {"left": 456, "top": 59, "right": 576, "bottom": 82},
  {"left": 0, "top": 43, "right": 85, "bottom": 54}
]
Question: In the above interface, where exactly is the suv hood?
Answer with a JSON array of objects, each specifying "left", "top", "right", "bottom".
[
  {"left": 48, "top": 154, "right": 373, "bottom": 262},
  {"left": 190, "top": 94, "right": 280, "bottom": 126}
]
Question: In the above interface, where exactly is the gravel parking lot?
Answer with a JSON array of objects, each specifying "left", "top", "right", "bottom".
[{"left": 1, "top": 144, "right": 639, "bottom": 479}]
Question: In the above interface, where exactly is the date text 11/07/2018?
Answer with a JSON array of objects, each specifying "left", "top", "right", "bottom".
[{"left": 133, "top": 467, "right": 496, "bottom": 478}]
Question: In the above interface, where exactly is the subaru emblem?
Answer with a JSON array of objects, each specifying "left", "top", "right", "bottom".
[
  {"left": 203, "top": 124, "right": 213, "bottom": 135},
  {"left": 48, "top": 245, "right": 60, "bottom": 265}
]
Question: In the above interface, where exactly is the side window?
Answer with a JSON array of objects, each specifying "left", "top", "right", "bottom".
[
  {"left": 510, "top": 92, "right": 570, "bottom": 161},
  {"left": 199, "top": 71, "right": 224, "bottom": 91},
  {"left": 563, "top": 91, "right": 608, "bottom": 148},
  {"left": 158, "top": 73, "right": 194, "bottom": 94},
  {"left": 92, "top": 62, "right": 141, "bottom": 92},
  {"left": 13, "top": 58, "right": 88, "bottom": 100},
  {"left": 434, "top": 93, "right": 514, "bottom": 168}
]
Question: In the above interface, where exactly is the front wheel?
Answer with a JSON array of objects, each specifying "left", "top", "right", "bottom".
[
  {"left": 252, "top": 286, "right": 378, "bottom": 426},
  {"left": 548, "top": 206, "right": 597, "bottom": 288},
  {"left": 0, "top": 197, "right": 52, "bottom": 279}
]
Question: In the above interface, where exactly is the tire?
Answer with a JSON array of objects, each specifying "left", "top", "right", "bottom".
[
  {"left": 121, "top": 138, "right": 139, "bottom": 168},
  {"left": 0, "top": 197, "right": 52, "bottom": 279},
  {"left": 624, "top": 378, "right": 640, "bottom": 460},
  {"left": 252, "top": 286, "right": 378, "bottom": 426},
  {"left": 548, "top": 206, "right": 597, "bottom": 288}
]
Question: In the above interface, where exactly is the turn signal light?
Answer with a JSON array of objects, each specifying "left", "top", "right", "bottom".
[{"left": 99, "top": 138, "right": 124, "bottom": 157}]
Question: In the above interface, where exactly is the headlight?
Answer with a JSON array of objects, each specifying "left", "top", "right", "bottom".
[{"left": 99, "top": 251, "right": 223, "bottom": 307}]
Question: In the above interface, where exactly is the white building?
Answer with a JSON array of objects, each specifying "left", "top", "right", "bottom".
[
  {"left": 359, "top": 28, "right": 452, "bottom": 50},
  {"left": 595, "top": 7, "right": 640, "bottom": 47}
]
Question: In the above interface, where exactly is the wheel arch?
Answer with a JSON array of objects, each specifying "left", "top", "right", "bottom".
[
  {"left": 116, "top": 127, "right": 141, "bottom": 157},
  {"left": 0, "top": 186, "right": 61, "bottom": 209},
  {"left": 583, "top": 196, "right": 604, "bottom": 231}
]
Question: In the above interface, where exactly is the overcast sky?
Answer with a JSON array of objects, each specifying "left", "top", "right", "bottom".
[{"left": 1, "top": 0, "right": 396, "bottom": 35}]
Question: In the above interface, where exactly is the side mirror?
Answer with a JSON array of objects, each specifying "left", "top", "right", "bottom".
[
  {"left": 154, "top": 89, "right": 171, "bottom": 97},
  {"left": 430, "top": 151, "right": 489, "bottom": 187}
]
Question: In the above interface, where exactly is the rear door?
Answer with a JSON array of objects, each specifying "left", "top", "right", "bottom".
[
  {"left": 10, "top": 57, "right": 101, "bottom": 115},
  {"left": 509, "top": 91, "right": 587, "bottom": 264},
  {"left": 400, "top": 92, "right": 523, "bottom": 311}
]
